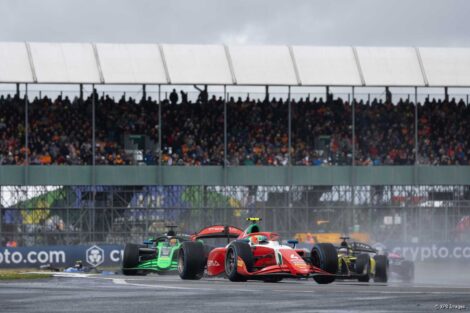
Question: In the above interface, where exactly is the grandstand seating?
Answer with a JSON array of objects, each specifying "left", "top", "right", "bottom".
[{"left": 0, "top": 92, "right": 469, "bottom": 166}]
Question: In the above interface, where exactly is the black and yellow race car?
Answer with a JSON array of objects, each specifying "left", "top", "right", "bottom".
[{"left": 336, "top": 237, "right": 388, "bottom": 283}]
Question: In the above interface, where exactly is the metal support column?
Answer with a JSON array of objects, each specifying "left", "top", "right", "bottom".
[
  {"left": 287, "top": 86, "right": 292, "bottom": 235},
  {"left": 25, "top": 84, "right": 29, "bottom": 184},
  {"left": 224, "top": 85, "right": 227, "bottom": 167},
  {"left": 158, "top": 85, "right": 162, "bottom": 166},
  {"left": 403, "top": 208, "right": 408, "bottom": 243},
  {"left": 142, "top": 84, "right": 146, "bottom": 100},
  {"left": 414, "top": 87, "right": 419, "bottom": 165},
  {"left": 158, "top": 85, "right": 163, "bottom": 186},
  {"left": 92, "top": 85, "right": 96, "bottom": 168},
  {"left": 223, "top": 85, "right": 228, "bottom": 224},
  {"left": 91, "top": 84, "right": 96, "bottom": 242},
  {"left": 288, "top": 86, "right": 292, "bottom": 165},
  {"left": 350, "top": 87, "right": 356, "bottom": 233},
  {"left": 352, "top": 87, "right": 356, "bottom": 168}
]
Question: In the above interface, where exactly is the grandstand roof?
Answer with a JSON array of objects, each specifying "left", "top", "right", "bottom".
[
  {"left": 291, "top": 46, "right": 362, "bottom": 86},
  {"left": 29, "top": 42, "right": 101, "bottom": 84},
  {"left": 228, "top": 45, "right": 298, "bottom": 85},
  {"left": 0, "top": 42, "right": 469, "bottom": 87},
  {"left": 355, "top": 47, "right": 425, "bottom": 87},
  {"left": 0, "top": 42, "right": 34, "bottom": 83},
  {"left": 418, "top": 47, "right": 470, "bottom": 87},
  {"left": 95, "top": 43, "right": 167, "bottom": 84},
  {"left": 162, "top": 44, "right": 233, "bottom": 85}
]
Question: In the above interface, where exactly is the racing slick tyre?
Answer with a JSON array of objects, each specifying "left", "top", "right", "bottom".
[
  {"left": 311, "top": 243, "right": 338, "bottom": 284},
  {"left": 355, "top": 254, "right": 371, "bottom": 282},
  {"left": 401, "top": 260, "right": 414, "bottom": 282},
  {"left": 178, "top": 241, "right": 206, "bottom": 280},
  {"left": 122, "top": 243, "right": 145, "bottom": 276},
  {"left": 374, "top": 255, "right": 388, "bottom": 283},
  {"left": 225, "top": 241, "right": 254, "bottom": 282}
]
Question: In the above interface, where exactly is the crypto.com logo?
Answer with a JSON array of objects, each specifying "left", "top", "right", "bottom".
[{"left": 86, "top": 245, "right": 104, "bottom": 267}]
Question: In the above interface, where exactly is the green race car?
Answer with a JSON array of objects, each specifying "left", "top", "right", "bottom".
[
  {"left": 122, "top": 226, "right": 189, "bottom": 275},
  {"left": 336, "top": 236, "right": 389, "bottom": 283}
]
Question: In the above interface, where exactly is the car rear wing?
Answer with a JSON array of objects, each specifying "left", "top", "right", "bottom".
[
  {"left": 192, "top": 225, "right": 244, "bottom": 241},
  {"left": 350, "top": 242, "right": 377, "bottom": 253}
]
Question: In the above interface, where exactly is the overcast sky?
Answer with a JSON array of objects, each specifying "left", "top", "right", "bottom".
[{"left": 0, "top": 0, "right": 469, "bottom": 46}]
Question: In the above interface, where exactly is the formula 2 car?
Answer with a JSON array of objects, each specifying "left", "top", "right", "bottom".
[
  {"left": 178, "top": 218, "right": 338, "bottom": 284},
  {"left": 387, "top": 252, "right": 414, "bottom": 282},
  {"left": 122, "top": 226, "right": 188, "bottom": 275},
  {"left": 336, "top": 237, "right": 388, "bottom": 282},
  {"left": 372, "top": 243, "right": 414, "bottom": 282}
]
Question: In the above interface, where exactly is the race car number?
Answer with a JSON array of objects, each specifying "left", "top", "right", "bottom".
[{"left": 160, "top": 247, "right": 171, "bottom": 257}]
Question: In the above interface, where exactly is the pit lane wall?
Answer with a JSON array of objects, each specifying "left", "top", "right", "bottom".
[
  {"left": 0, "top": 244, "right": 124, "bottom": 269},
  {"left": 2, "top": 243, "right": 470, "bottom": 268}
]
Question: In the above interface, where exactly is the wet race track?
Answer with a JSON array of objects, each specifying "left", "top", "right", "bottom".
[{"left": 1, "top": 269, "right": 469, "bottom": 313}]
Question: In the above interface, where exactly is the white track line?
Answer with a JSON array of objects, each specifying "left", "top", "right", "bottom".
[
  {"left": 23, "top": 272, "right": 98, "bottom": 278},
  {"left": 111, "top": 278, "right": 261, "bottom": 292},
  {"left": 112, "top": 278, "right": 196, "bottom": 290}
]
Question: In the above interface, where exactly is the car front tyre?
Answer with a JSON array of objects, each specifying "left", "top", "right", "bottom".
[
  {"left": 225, "top": 241, "right": 253, "bottom": 282},
  {"left": 178, "top": 241, "right": 205, "bottom": 280},
  {"left": 311, "top": 243, "right": 338, "bottom": 284}
]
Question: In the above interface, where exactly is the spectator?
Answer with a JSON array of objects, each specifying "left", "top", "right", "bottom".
[
  {"left": 194, "top": 85, "right": 208, "bottom": 104},
  {"left": 169, "top": 89, "right": 178, "bottom": 105},
  {"left": 1, "top": 91, "right": 469, "bottom": 166},
  {"left": 180, "top": 90, "right": 188, "bottom": 104}
]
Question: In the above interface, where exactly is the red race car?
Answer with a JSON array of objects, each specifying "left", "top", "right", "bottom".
[{"left": 178, "top": 218, "right": 338, "bottom": 284}]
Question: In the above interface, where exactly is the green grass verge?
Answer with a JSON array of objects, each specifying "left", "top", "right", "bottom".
[{"left": 0, "top": 272, "right": 52, "bottom": 280}]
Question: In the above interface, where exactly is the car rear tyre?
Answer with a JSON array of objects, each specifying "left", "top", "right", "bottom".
[
  {"left": 122, "top": 243, "right": 144, "bottom": 276},
  {"left": 178, "top": 241, "right": 206, "bottom": 280},
  {"left": 311, "top": 243, "right": 338, "bottom": 284},
  {"left": 355, "top": 254, "right": 371, "bottom": 282},
  {"left": 225, "top": 241, "right": 253, "bottom": 282},
  {"left": 374, "top": 255, "right": 388, "bottom": 283}
]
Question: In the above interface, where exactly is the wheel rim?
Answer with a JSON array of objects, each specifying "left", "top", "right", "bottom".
[
  {"left": 226, "top": 248, "right": 235, "bottom": 274},
  {"left": 178, "top": 251, "right": 184, "bottom": 273}
]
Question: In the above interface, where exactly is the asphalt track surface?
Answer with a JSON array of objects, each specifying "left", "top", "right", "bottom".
[{"left": 1, "top": 273, "right": 469, "bottom": 313}]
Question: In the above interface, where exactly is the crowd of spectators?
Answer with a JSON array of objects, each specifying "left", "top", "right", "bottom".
[{"left": 1, "top": 90, "right": 469, "bottom": 166}]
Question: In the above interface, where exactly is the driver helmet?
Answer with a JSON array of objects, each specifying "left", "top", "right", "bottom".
[
  {"left": 249, "top": 235, "right": 268, "bottom": 245},
  {"left": 74, "top": 260, "right": 83, "bottom": 269},
  {"left": 338, "top": 247, "right": 348, "bottom": 255},
  {"left": 169, "top": 238, "right": 178, "bottom": 246}
]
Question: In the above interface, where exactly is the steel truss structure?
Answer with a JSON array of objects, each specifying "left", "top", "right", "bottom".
[{"left": 1, "top": 185, "right": 469, "bottom": 246}]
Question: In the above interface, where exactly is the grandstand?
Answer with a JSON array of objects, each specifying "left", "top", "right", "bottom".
[{"left": 1, "top": 42, "right": 470, "bottom": 247}]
